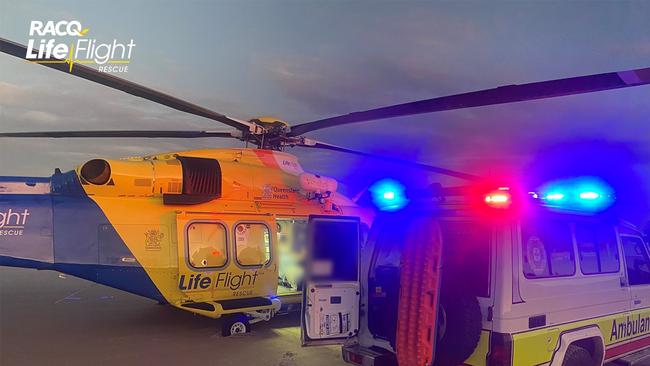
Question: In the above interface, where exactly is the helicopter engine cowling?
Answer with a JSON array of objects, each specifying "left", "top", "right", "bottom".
[{"left": 78, "top": 158, "right": 184, "bottom": 196}]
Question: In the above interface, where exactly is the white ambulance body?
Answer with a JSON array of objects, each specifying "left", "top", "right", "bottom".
[{"left": 300, "top": 193, "right": 650, "bottom": 366}]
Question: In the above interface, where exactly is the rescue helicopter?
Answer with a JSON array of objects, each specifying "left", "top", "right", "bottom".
[{"left": 1, "top": 36, "right": 649, "bottom": 337}]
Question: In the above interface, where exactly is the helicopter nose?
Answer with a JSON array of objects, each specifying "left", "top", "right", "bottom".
[{"left": 0, "top": 177, "right": 54, "bottom": 268}]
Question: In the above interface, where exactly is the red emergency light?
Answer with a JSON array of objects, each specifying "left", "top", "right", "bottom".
[{"left": 484, "top": 187, "right": 512, "bottom": 209}]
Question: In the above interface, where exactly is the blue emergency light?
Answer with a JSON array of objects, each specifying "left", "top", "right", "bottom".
[
  {"left": 369, "top": 178, "right": 409, "bottom": 211},
  {"left": 579, "top": 191, "right": 600, "bottom": 200},
  {"left": 535, "top": 177, "right": 615, "bottom": 212},
  {"left": 545, "top": 193, "right": 565, "bottom": 201}
]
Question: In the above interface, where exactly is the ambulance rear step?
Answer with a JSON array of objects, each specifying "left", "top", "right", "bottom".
[
  {"left": 610, "top": 347, "right": 650, "bottom": 366},
  {"left": 342, "top": 344, "right": 396, "bottom": 366}
]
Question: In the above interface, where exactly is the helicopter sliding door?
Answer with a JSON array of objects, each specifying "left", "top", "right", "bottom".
[
  {"left": 301, "top": 215, "right": 360, "bottom": 346},
  {"left": 175, "top": 212, "right": 278, "bottom": 309}
]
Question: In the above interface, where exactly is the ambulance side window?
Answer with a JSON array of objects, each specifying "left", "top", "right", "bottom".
[
  {"left": 575, "top": 224, "right": 620, "bottom": 275},
  {"left": 621, "top": 236, "right": 650, "bottom": 286},
  {"left": 522, "top": 220, "right": 575, "bottom": 278},
  {"left": 187, "top": 222, "right": 228, "bottom": 269},
  {"left": 234, "top": 223, "right": 271, "bottom": 267}
]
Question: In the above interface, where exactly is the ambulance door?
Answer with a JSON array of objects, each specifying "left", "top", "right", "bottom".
[
  {"left": 620, "top": 235, "right": 650, "bottom": 311},
  {"left": 301, "top": 215, "right": 360, "bottom": 346}
]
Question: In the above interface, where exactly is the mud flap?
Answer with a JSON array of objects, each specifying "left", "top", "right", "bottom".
[{"left": 396, "top": 217, "right": 443, "bottom": 366}]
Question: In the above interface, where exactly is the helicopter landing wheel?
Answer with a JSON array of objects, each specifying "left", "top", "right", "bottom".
[{"left": 221, "top": 313, "right": 250, "bottom": 336}]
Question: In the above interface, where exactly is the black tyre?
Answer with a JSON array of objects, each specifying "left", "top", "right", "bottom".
[
  {"left": 434, "top": 291, "right": 482, "bottom": 366},
  {"left": 221, "top": 314, "right": 250, "bottom": 337},
  {"left": 562, "top": 345, "right": 594, "bottom": 366}
]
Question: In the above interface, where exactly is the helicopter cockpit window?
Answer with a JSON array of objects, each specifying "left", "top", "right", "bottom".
[
  {"left": 187, "top": 222, "right": 228, "bottom": 269},
  {"left": 235, "top": 223, "right": 271, "bottom": 267}
]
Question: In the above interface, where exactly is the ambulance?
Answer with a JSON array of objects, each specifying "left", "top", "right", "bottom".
[{"left": 299, "top": 179, "right": 650, "bottom": 366}]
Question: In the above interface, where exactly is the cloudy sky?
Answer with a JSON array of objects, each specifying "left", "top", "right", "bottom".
[{"left": 1, "top": 1, "right": 650, "bottom": 210}]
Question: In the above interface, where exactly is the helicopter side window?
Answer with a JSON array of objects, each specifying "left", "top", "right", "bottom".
[
  {"left": 187, "top": 222, "right": 228, "bottom": 269},
  {"left": 235, "top": 223, "right": 271, "bottom": 267}
]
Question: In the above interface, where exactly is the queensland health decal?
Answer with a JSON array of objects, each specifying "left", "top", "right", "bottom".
[{"left": 26, "top": 20, "right": 136, "bottom": 73}]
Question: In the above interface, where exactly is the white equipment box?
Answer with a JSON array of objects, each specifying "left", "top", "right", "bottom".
[{"left": 304, "top": 281, "right": 360, "bottom": 340}]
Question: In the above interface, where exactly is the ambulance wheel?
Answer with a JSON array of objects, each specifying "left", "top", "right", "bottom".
[
  {"left": 221, "top": 314, "right": 250, "bottom": 336},
  {"left": 434, "top": 292, "right": 482, "bottom": 366},
  {"left": 562, "top": 345, "right": 594, "bottom": 366}
]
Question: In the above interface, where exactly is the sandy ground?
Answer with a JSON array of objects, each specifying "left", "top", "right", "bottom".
[{"left": 0, "top": 267, "right": 346, "bottom": 366}]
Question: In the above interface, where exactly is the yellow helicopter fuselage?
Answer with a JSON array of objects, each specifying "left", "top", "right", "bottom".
[{"left": 0, "top": 148, "right": 371, "bottom": 319}]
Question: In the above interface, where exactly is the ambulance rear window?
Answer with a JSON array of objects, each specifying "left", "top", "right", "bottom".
[
  {"left": 522, "top": 220, "right": 575, "bottom": 279},
  {"left": 441, "top": 222, "right": 491, "bottom": 298}
]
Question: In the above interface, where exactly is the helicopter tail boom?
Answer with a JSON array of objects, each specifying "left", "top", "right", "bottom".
[
  {"left": 0, "top": 176, "right": 54, "bottom": 269},
  {"left": 0, "top": 173, "right": 165, "bottom": 302}
]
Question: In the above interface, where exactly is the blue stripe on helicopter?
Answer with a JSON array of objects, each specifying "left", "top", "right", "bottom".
[{"left": 0, "top": 171, "right": 165, "bottom": 303}]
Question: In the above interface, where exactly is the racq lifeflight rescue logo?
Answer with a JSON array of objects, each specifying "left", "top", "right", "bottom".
[
  {"left": 26, "top": 20, "right": 136, "bottom": 73},
  {"left": 0, "top": 209, "right": 30, "bottom": 236}
]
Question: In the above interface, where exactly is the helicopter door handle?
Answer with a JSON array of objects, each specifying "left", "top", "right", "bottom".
[{"left": 635, "top": 299, "right": 642, "bottom": 305}]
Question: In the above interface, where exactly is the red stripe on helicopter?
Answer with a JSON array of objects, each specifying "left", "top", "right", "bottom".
[{"left": 253, "top": 150, "right": 280, "bottom": 169}]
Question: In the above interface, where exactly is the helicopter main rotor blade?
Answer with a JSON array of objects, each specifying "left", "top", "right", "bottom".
[
  {"left": 0, "top": 130, "right": 239, "bottom": 138},
  {"left": 296, "top": 139, "right": 480, "bottom": 181},
  {"left": 0, "top": 38, "right": 254, "bottom": 133},
  {"left": 289, "top": 67, "right": 650, "bottom": 136}
]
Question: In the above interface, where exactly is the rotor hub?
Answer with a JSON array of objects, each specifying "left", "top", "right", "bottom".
[{"left": 247, "top": 117, "right": 292, "bottom": 150}]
